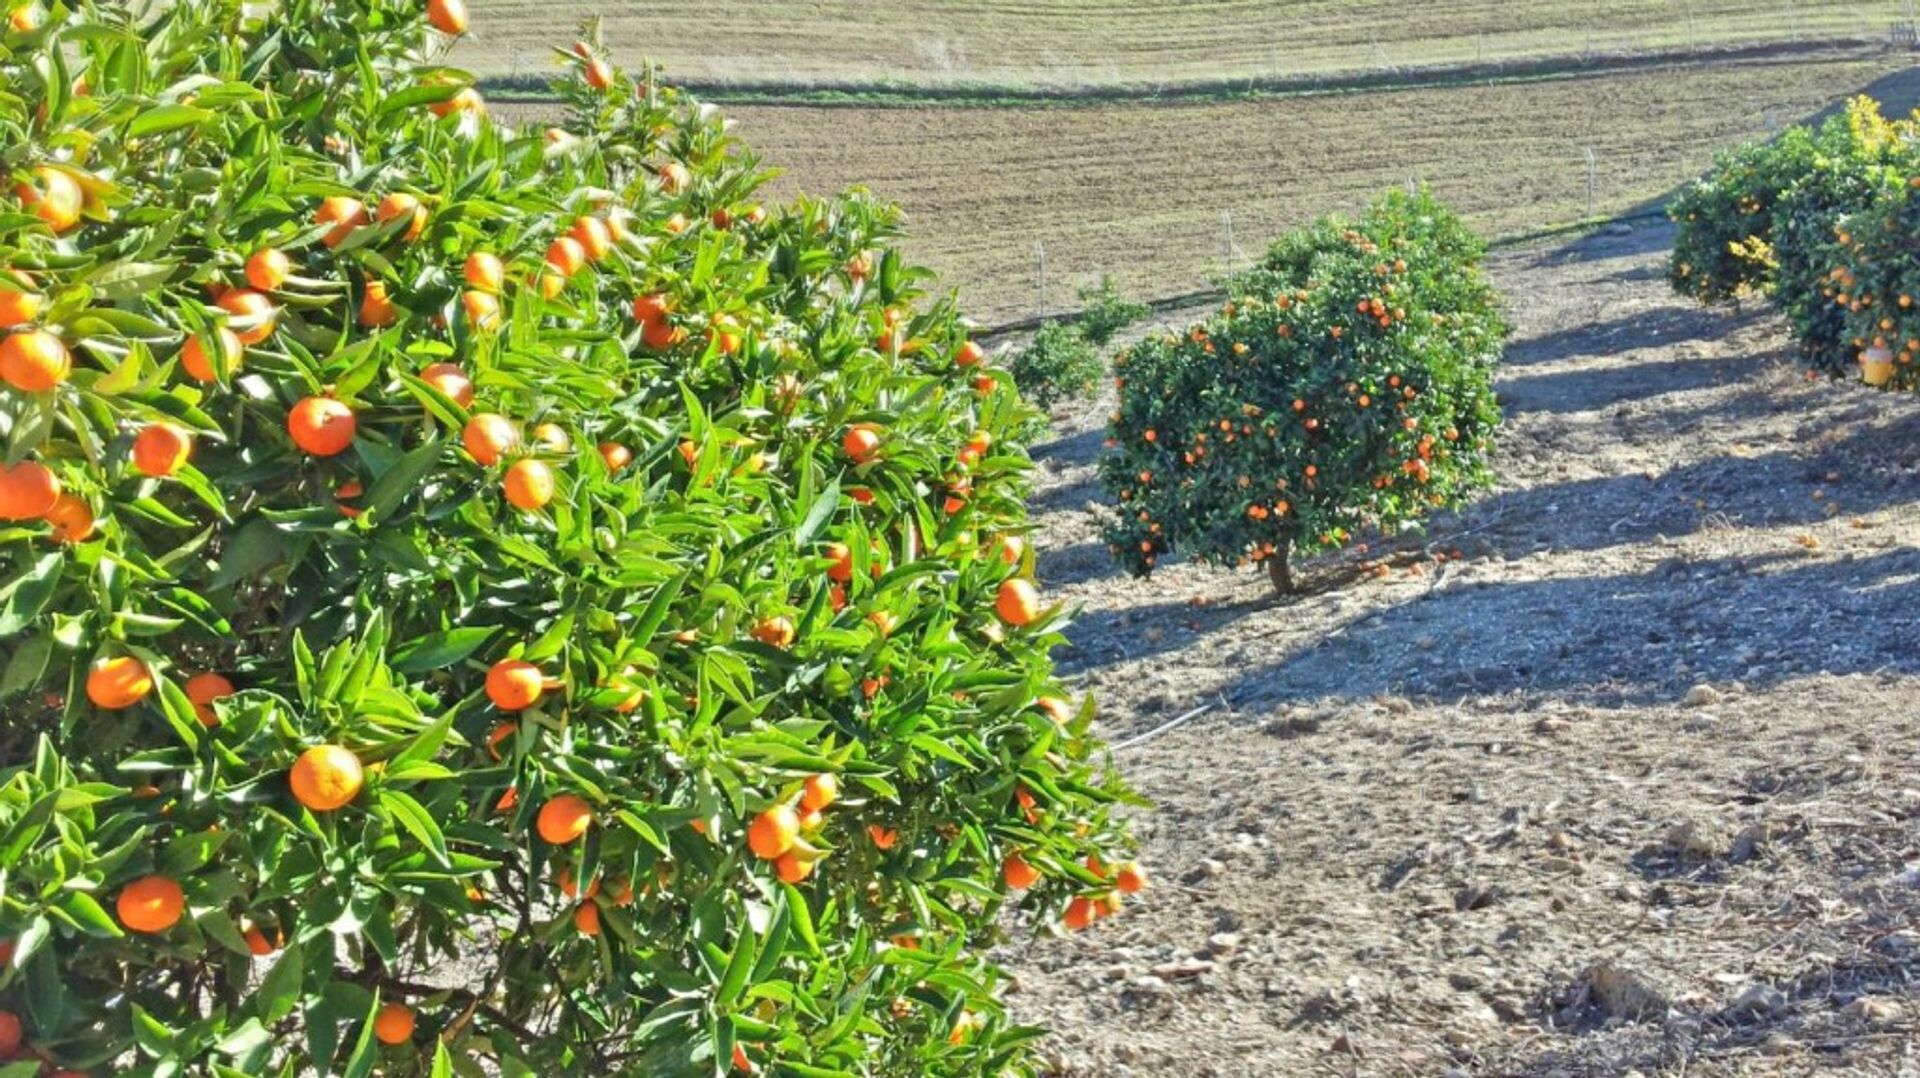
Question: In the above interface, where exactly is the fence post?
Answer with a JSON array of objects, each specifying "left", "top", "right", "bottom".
[
  {"left": 1034, "top": 240, "right": 1046, "bottom": 320},
  {"left": 1222, "top": 210, "right": 1235, "bottom": 281},
  {"left": 1584, "top": 148, "right": 1597, "bottom": 219}
]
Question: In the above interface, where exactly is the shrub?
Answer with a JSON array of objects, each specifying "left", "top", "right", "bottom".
[
  {"left": 1073, "top": 276, "right": 1148, "bottom": 349},
  {"left": 0, "top": 3, "right": 1140, "bottom": 1075},
  {"left": 1098, "top": 189, "right": 1504, "bottom": 592},
  {"left": 1007, "top": 320, "right": 1102, "bottom": 412}
]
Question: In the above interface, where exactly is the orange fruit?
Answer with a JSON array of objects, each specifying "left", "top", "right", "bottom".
[
  {"left": 289, "top": 744, "right": 364, "bottom": 811},
  {"left": 545, "top": 236, "right": 586, "bottom": 277},
  {"left": 867, "top": 823, "right": 898, "bottom": 850},
  {"left": 536, "top": 793, "right": 593, "bottom": 844},
  {"left": 632, "top": 293, "right": 670, "bottom": 322},
  {"left": 557, "top": 866, "right": 600, "bottom": 899},
  {"left": 537, "top": 271, "right": 565, "bottom": 300},
  {"left": 358, "top": 278, "right": 398, "bottom": 327},
  {"left": 569, "top": 216, "right": 612, "bottom": 261},
  {"left": 463, "top": 251, "right": 504, "bottom": 293},
  {"left": 996, "top": 534, "right": 1025, "bottom": 566},
  {"left": 217, "top": 288, "right": 276, "bottom": 345},
  {"left": 87, "top": 655, "right": 152, "bottom": 710},
  {"left": 956, "top": 340, "right": 985, "bottom": 367},
  {"left": 1114, "top": 861, "right": 1147, "bottom": 894},
  {"left": 429, "top": 86, "right": 483, "bottom": 118},
  {"left": 503, "top": 458, "right": 554, "bottom": 511},
  {"left": 658, "top": 162, "right": 690, "bottom": 194},
  {"left": 181, "top": 327, "right": 243, "bottom": 383},
  {"left": 14, "top": 166, "right": 82, "bottom": 232},
  {"left": 746, "top": 805, "right": 799, "bottom": 859},
  {"left": 116, "top": 875, "right": 185, "bottom": 934},
  {"left": 418, "top": 362, "right": 474, "bottom": 407},
  {"left": 485, "top": 658, "right": 544, "bottom": 710},
  {"left": 825, "top": 542, "right": 853, "bottom": 583},
  {"left": 584, "top": 58, "right": 614, "bottom": 91},
  {"left": 288, "top": 397, "right": 356, "bottom": 457},
  {"left": 43, "top": 493, "right": 93, "bottom": 543},
  {"left": 372, "top": 1002, "right": 414, "bottom": 1046},
  {"left": 462, "top": 289, "right": 501, "bottom": 332},
  {"left": 462, "top": 413, "right": 518, "bottom": 465},
  {"left": 0, "top": 1010, "right": 18, "bottom": 1057},
  {"left": 243, "top": 921, "right": 278, "bottom": 956},
  {"left": 597, "top": 441, "right": 631, "bottom": 470},
  {"left": 1063, "top": 896, "right": 1097, "bottom": 931},
  {"left": 995, "top": 578, "right": 1041, "bottom": 627},
  {"left": 315, "top": 195, "right": 368, "bottom": 247},
  {"left": 0, "top": 460, "right": 58, "bottom": 520},
  {"left": 1002, "top": 852, "right": 1040, "bottom": 890},
  {"left": 842, "top": 424, "right": 881, "bottom": 463},
  {"left": 184, "top": 672, "right": 235, "bottom": 727},
  {"left": 1035, "top": 696, "right": 1073, "bottom": 724},
  {"left": 245, "top": 247, "right": 291, "bottom": 292},
  {"left": 642, "top": 317, "right": 683, "bottom": 350},
  {"left": 531, "top": 423, "right": 570, "bottom": 453},
  {"left": 800, "top": 773, "right": 838, "bottom": 811},
  {"left": 427, "top": 0, "right": 467, "bottom": 35},
  {"left": 773, "top": 852, "right": 813, "bottom": 883},
  {"left": 750, "top": 615, "right": 794, "bottom": 648},
  {"left": 132, "top": 423, "right": 192, "bottom": 478},
  {"left": 375, "top": 192, "right": 427, "bottom": 243},
  {"left": 0, "top": 328, "right": 70, "bottom": 391},
  {"left": 0, "top": 281, "right": 42, "bottom": 328},
  {"left": 574, "top": 901, "right": 602, "bottom": 935},
  {"left": 797, "top": 805, "right": 823, "bottom": 831}
]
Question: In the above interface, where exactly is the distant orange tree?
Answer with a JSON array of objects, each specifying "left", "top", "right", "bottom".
[
  {"left": 1099, "top": 189, "right": 1504, "bottom": 592},
  {"left": 0, "top": 1, "right": 1141, "bottom": 1073}
]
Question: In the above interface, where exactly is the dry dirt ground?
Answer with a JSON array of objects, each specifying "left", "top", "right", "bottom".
[{"left": 998, "top": 220, "right": 1920, "bottom": 1076}]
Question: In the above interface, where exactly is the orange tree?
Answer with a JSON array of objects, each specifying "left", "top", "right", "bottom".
[
  {"left": 1098, "top": 189, "right": 1503, "bottom": 593},
  {"left": 0, "top": 1, "right": 1142, "bottom": 1074}
]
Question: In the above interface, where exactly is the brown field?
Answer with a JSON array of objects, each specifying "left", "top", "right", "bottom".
[
  {"left": 460, "top": 1, "right": 1910, "bottom": 88},
  {"left": 504, "top": 54, "right": 1920, "bottom": 324}
]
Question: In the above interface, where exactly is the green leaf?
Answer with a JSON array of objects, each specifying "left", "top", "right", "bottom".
[
  {"left": 361, "top": 437, "right": 443, "bottom": 524},
  {"left": 379, "top": 788, "right": 450, "bottom": 867},
  {"left": 127, "top": 103, "right": 213, "bottom": 137},
  {"left": 89, "top": 260, "right": 177, "bottom": 301},
  {"left": 391, "top": 626, "right": 495, "bottom": 674},
  {"left": 0, "top": 552, "right": 63, "bottom": 637},
  {"left": 0, "top": 635, "right": 52, "bottom": 699},
  {"left": 257, "top": 941, "right": 304, "bottom": 1024}
]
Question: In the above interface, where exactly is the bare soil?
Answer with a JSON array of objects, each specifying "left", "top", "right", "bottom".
[{"left": 1000, "top": 220, "right": 1920, "bottom": 1076}]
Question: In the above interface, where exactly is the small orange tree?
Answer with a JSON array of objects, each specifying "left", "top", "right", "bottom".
[
  {"left": 1099, "top": 189, "right": 1503, "bottom": 592},
  {"left": 0, "top": 2, "right": 1140, "bottom": 1074}
]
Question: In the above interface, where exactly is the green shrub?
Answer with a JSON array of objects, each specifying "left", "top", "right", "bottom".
[
  {"left": 1099, "top": 188, "right": 1504, "bottom": 592},
  {"left": 1073, "top": 276, "right": 1149, "bottom": 348},
  {"left": 1007, "top": 320, "right": 1102, "bottom": 412},
  {"left": 0, "top": 2, "right": 1141, "bottom": 1074}
]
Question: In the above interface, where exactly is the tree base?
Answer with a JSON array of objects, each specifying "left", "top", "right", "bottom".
[{"left": 1266, "top": 545, "right": 1294, "bottom": 595}]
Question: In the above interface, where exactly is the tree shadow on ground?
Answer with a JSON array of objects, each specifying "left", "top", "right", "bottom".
[
  {"left": 1500, "top": 295, "right": 1766, "bottom": 370},
  {"left": 1498, "top": 349, "right": 1772, "bottom": 416},
  {"left": 1220, "top": 544, "right": 1920, "bottom": 708}
]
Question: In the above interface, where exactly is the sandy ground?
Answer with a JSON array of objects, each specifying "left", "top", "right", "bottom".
[{"left": 998, "top": 220, "right": 1920, "bottom": 1077}]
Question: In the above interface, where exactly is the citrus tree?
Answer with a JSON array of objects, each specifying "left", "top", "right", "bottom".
[
  {"left": 1098, "top": 189, "right": 1504, "bottom": 593},
  {"left": 0, "top": 2, "right": 1142, "bottom": 1075}
]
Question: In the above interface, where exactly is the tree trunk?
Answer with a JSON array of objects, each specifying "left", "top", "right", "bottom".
[{"left": 1266, "top": 542, "right": 1294, "bottom": 595}]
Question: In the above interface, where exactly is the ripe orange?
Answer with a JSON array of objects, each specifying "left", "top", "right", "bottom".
[
  {"left": 747, "top": 805, "right": 799, "bottom": 859},
  {"left": 462, "top": 289, "right": 501, "bottom": 332},
  {"left": 0, "top": 280, "right": 42, "bottom": 328},
  {"left": 14, "top": 166, "right": 82, "bottom": 232},
  {"left": 429, "top": 86, "right": 483, "bottom": 118},
  {"left": 462, "top": 413, "right": 518, "bottom": 465},
  {"left": 184, "top": 672, "right": 235, "bottom": 727},
  {"left": 0, "top": 460, "right": 59, "bottom": 520},
  {"left": 373, "top": 1002, "right": 414, "bottom": 1046},
  {"left": 427, "top": 0, "right": 467, "bottom": 35},
  {"left": 750, "top": 615, "right": 794, "bottom": 648},
  {"left": 288, "top": 397, "right": 356, "bottom": 457},
  {"left": 463, "top": 251, "right": 504, "bottom": 293},
  {"left": 867, "top": 823, "right": 898, "bottom": 850},
  {"left": 289, "top": 744, "right": 364, "bottom": 811},
  {"left": 536, "top": 793, "right": 593, "bottom": 844},
  {"left": 181, "top": 327, "right": 243, "bottom": 383},
  {"left": 1063, "top": 896, "right": 1097, "bottom": 931},
  {"left": 375, "top": 192, "right": 427, "bottom": 243},
  {"left": 658, "top": 162, "right": 690, "bottom": 194},
  {"left": 557, "top": 866, "right": 600, "bottom": 899},
  {"left": 358, "top": 278, "right": 398, "bottom": 327},
  {"left": 569, "top": 216, "right": 612, "bottom": 260},
  {"left": 531, "top": 423, "right": 570, "bottom": 453},
  {"left": 584, "top": 58, "right": 614, "bottom": 91},
  {"left": 315, "top": 196, "right": 367, "bottom": 248},
  {"left": 842, "top": 424, "right": 881, "bottom": 463},
  {"left": 87, "top": 655, "right": 152, "bottom": 710},
  {"left": 996, "top": 534, "right": 1025, "bottom": 566},
  {"left": 1002, "top": 853, "right": 1040, "bottom": 890},
  {"left": 574, "top": 901, "right": 602, "bottom": 935},
  {"left": 116, "top": 875, "right": 185, "bottom": 934},
  {"left": 0, "top": 1009, "right": 18, "bottom": 1056},
  {"left": 642, "top": 317, "right": 682, "bottom": 350},
  {"left": 545, "top": 236, "right": 587, "bottom": 277},
  {"left": 43, "top": 493, "right": 93, "bottom": 543},
  {"left": 243, "top": 921, "right": 279, "bottom": 956},
  {"left": 773, "top": 852, "right": 813, "bottom": 883},
  {"left": 995, "top": 578, "right": 1041, "bottom": 627},
  {"left": 632, "top": 293, "right": 670, "bottom": 322},
  {"left": 1114, "top": 861, "right": 1147, "bottom": 894},
  {"left": 1035, "top": 696, "right": 1073, "bottom": 724},
  {"left": 486, "top": 658, "right": 544, "bottom": 710},
  {"left": 419, "top": 362, "right": 474, "bottom": 407},
  {"left": 597, "top": 441, "right": 631, "bottom": 470},
  {"left": 825, "top": 541, "right": 853, "bottom": 583},
  {"left": 800, "top": 773, "right": 838, "bottom": 811},
  {"left": 0, "top": 328, "right": 70, "bottom": 391},
  {"left": 132, "top": 423, "right": 192, "bottom": 478},
  {"left": 217, "top": 288, "right": 276, "bottom": 345},
  {"left": 245, "top": 247, "right": 291, "bottom": 292},
  {"left": 955, "top": 340, "right": 985, "bottom": 367},
  {"left": 503, "top": 459, "right": 554, "bottom": 511}
]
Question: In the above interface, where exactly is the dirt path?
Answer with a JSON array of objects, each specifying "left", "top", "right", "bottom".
[{"left": 1000, "top": 220, "right": 1920, "bottom": 1076}]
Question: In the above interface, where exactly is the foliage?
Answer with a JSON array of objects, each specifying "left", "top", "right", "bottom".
[
  {"left": 1071, "top": 276, "right": 1147, "bottom": 349},
  {"left": 1098, "top": 188, "right": 1504, "bottom": 592},
  {"left": 0, "top": 2, "right": 1140, "bottom": 1075},
  {"left": 1006, "top": 320, "right": 1102, "bottom": 413},
  {"left": 1669, "top": 97, "right": 1920, "bottom": 380}
]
